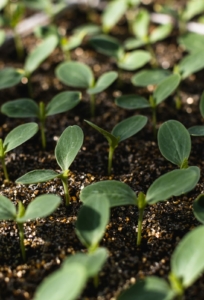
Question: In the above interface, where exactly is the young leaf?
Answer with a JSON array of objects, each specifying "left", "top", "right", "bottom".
[
  {"left": 80, "top": 180, "right": 137, "bottom": 207},
  {"left": 1, "top": 98, "right": 39, "bottom": 118},
  {"left": 132, "top": 9, "right": 150, "bottom": 40},
  {"left": 63, "top": 247, "right": 108, "bottom": 278},
  {"left": 46, "top": 91, "right": 81, "bottom": 116},
  {"left": 102, "top": 0, "right": 127, "bottom": 32},
  {"left": 0, "top": 68, "right": 23, "bottom": 89},
  {"left": 131, "top": 69, "right": 171, "bottom": 87},
  {"left": 76, "top": 194, "right": 110, "bottom": 250},
  {"left": 84, "top": 120, "right": 119, "bottom": 149},
  {"left": 118, "top": 50, "right": 151, "bottom": 71},
  {"left": 55, "top": 61, "right": 94, "bottom": 89},
  {"left": 112, "top": 115, "right": 148, "bottom": 142},
  {"left": 178, "top": 32, "right": 204, "bottom": 53},
  {"left": 90, "top": 34, "right": 124, "bottom": 60},
  {"left": 55, "top": 125, "right": 84, "bottom": 171},
  {"left": 193, "top": 194, "right": 204, "bottom": 224},
  {"left": 146, "top": 166, "right": 200, "bottom": 204},
  {"left": 124, "top": 38, "right": 145, "bottom": 50},
  {"left": 87, "top": 71, "right": 118, "bottom": 94},
  {"left": 178, "top": 50, "right": 204, "bottom": 79},
  {"left": 16, "top": 170, "right": 59, "bottom": 184},
  {"left": 17, "top": 194, "right": 61, "bottom": 223},
  {"left": 171, "top": 226, "right": 204, "bottom": 288},
  {"left": 118, "top": 276, "right": 174, "bottom": 300},
  {"left": 182, "top": 0, "right": 204, "bottom": 21},
  {"left": 3, "top": 123, "right": 38, "bottom": 153},
  {"left": 199, "top": 91, "right": 204, "bottom": 118},
  {"left": 153, "top": 74, "right": 181, "bottom": 105},
  {"left": 33, "top": 262, "right": 87, "bottom": 300},
  {"left": 24, "top": 35, "right": 58, "bottom": 75},
  {"left": 149, "top": 24, "right": 172, "bottom": 44},
  {"left": 188, "top": 126, "right": 204, "bottom": 136},
  {"left": 0, "top": 195, "right": 16, "bottom": 220},
  {"left": 158, "top": 120, "right": 191, "bottom": 168},
  {"left": 115, "top": 94, "right": 150, "bottom": 109}
]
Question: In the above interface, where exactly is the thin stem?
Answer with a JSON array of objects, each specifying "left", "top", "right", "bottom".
[
  {"left": 39, "top": 102, "right": 46, "bottom": 149},
  {"left": 90, "top": 94, "right": 95, "bottom": 117},
  {"left": 137, "top": 207, "right": 144, "bottom": 246},
  {"left": 13, "top": 28, "right": 24, "bottom": 60},
  {"left": 60, "top": 172, "right": 70, "bottom": 206},
  {"left": 17, "top": 223, "right": 26, "bottom": 261},
  {"left": 27, "top": 75, "right": 33, "bottom": 98},
  {"left": 93, "top": 275, "right": 99, "bottom": 288},
  {"left": 146, "top": 43, "right": 158, "bottom": 68},
  {"left": 108, "top": 146, "right": 114, "bottom": 175},
  {"left": 174, "top": 88, "right": 182, "bottom": 110},
  {"left": 152, "top": 106, "right": 157, "bottom": 138},
  {"left": 0, "top": 157, "right": 9, "bottom": 181}
]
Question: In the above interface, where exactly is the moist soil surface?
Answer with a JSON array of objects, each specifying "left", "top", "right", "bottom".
[{"left": 0, "top": 2, "right": 204, "bottom": 300}]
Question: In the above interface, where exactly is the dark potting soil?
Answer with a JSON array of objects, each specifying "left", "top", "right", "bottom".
[{"left": 0, "top": 2, "right": 204, "bottom": 300}]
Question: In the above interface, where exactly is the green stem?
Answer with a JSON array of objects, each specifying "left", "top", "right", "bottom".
[
  {"left": 137, "top": 207, "right": 144, "bottom": 246},
  {"left": 152, "top": 106, "right": 157, "bottom": 138},
  {"left": 27, "top": 75, "right": 33, "bottom": 98},
  {"left": 108, "top": 146, "right": 114, "bottom": 175},
  {"left": 90, "top": 94, "right": 95, "bottom": 117},
  {"left": 17, "top": 223, "right": 26, "bottom": 261},
  {"left": 39, "top": 102, "right": 46, "bottom": 149},
  {"left": 146, "top": 43, "right": 158, "bottom": 68},
  {"left": 13, "top": 28, "right": 24, "bottom": 60},
  {"left": 60, "top": 171, "right": 70, "bottom": 206},
  {"left": 0, "top": 139, "right": 9, "bottom": 181},
  {"left": 93, "top": 275, "right": 99, "bottom": 288},
  {"left": 174, "top": 88, "right": 182, "bottom": 110}
]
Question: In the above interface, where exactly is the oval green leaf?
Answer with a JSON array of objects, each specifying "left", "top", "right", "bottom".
[
  {"left": 124, "top": 38, "right": 145, "bottom": 50},
  {"left": 115, "top": 94, "right": 150, "bottom": 109},
  {"left": 33, "top": 262, "right": 87, "bottom": 300},
  {"left": 0, "top": 68, "right": 23, "bottom": 89},
  {"left": 80, "top": 180, "right": 137, "bottom": 207},
  {"left": 118, "top": 50, "right": 151, "bottom": 71},
  {"left": 1, "top": 98, "right": 39, "bottom": 118},
  {"left": 193, "top": 194, "right": 204, "bottom": 224},
  {"left": 55, "top": 125, "right": 84, "bottom": 171},
  {"left": 171, "top": 225, "right": 204, "bottom": 288},
  {"left": 17, "top": 194, "right": 61, "bottom": 222},
  {"left": 112, "top": 115, "right": 148, "bottom": 142},
  {"left": 63, "top": 247, "right": 108, "bottom": 278},
  {"left": 199, "top": 91, "right": 204, "bottom": 118},
  {"left": 178, "top": 32, "right": 204, "bottom": 53},
  {"left": 131, "top": 69, "right": 171, "bottom": 87},
  {"left": 24, "top": 35, "right": 58, "bottom": 75},
  {"left": 132, "top": 9, "right": 150, "bottom": 40},
  {"left": 55, "top": 61, "right": 94, "bottom": 89},
  {"left": 158, "top": 120, "right": 191, "bottom": 168},
  {"left": 188, "top": 125, "right": 204, "bottom": 136},
  {"left": 102, "top": 0, "right": 127, "bottom": 32},
  {"left": 46, "top": 91, "right": 81, "bottom": 116},
  {"left": 149, "top": 24, "right": 172, "bottom": 44},
  {"left": 153, "top": 74, "right": 181, "bottom": 105},
  {"left": 3, "top": 122, "right": 38, "bottom": 153},
  {"left": 118, "top": 276, "right": 174, "bottom": 300},
  {"left": 16, "top": 169, "right": 59, "bottom": 184},
  {"left": 146, "top": 166, "right": 200, "bottom": 204},
  {"left": 76, "top": 194, "right": 110, "bottom": 250},
  {"left": 178, "top": 50, "right": 204, "bottom": 79},
  {"left": 0, "top": 195, "right": 16, "bottom": 220},
  {"left": 87, "top": 71, "right": 118, "bottom": 94}
]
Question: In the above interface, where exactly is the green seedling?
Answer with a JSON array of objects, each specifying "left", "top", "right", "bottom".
[
  {"left": 115, "top": 74, "right": 181, "bottom": 135},
  {"left": 0, "top": 35, "right": 58, "bottom": 95},
  {"left": 89, "top": 34, "right": 151, "bottom": 71},
  {"left": 193, "top": 194, "right": 204, "bottom": 224},
  {"left": 0, "top": 194, "right": 61, "bottom": 261},
  {"left": 188, "top": 91, "right": 204, "bottom": 136},
  {"left": 34, "top": 247, "right": 108, "bottom": 300},
  {"left": 0, "top": 122, "right": 38, "bottom": 181},
  {"left": 34, "top": 23, "right": 100, "bottom": 61},
  {"left": 101, "top": 0, "right": 140, "bottom": 33},
  {"left": 1, "top": 91, "right": 81, "bottom": 149},
  {"left": 76, "top": 194, "right": 110, "bottom": 253},
  {"left": 23, "top": 0, "right": 66, "bottom": 19},
  {"left": 124, "top": 8, "right": 172, "bottom": 67},
  {"left": 118, "top": 226, "right": 204, "bottom": 300},
  {"left": 131, "top": 68, "right": 171, "bottom": 87},
  {"left": 85, "top": 115, "right": 147, "bottom": 175},
  {"left": 158, "top": 120, "right": 191, "bottom": 169},
  {"left": 16, "top": 125, "right": 84, "bottom": 206},
  {"left": 80, "top": 166, "right": 200, "bottom": 246},
  {"left": 55, "top": 60, "right": 118, "bottom": 116},
  {"left": 1, "top": 0, "right": 25, "bottom": 58}
]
